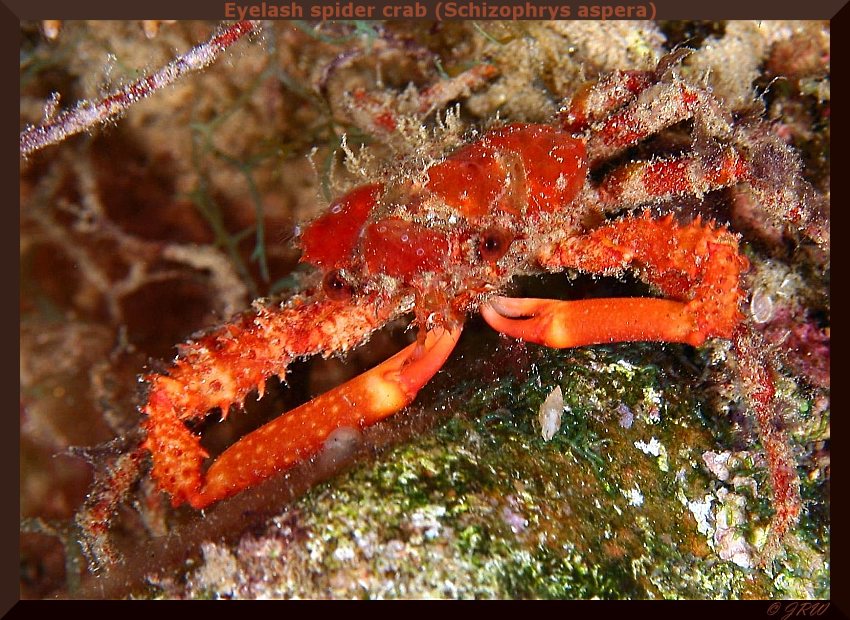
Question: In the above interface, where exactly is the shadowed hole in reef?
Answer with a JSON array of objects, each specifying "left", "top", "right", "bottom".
[
  {"left": 519, "top": 271, "right": 656, "bottom": 301},
  {"left": 120, "top": 279, "right": 218, "bottom": 360},
  {"left": 658, "top": 20, "right": 726, "bottom": 51}
]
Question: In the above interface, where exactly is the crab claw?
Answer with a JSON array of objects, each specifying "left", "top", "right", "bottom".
[
  {"left": 487, "top": 214, "right": 750, "bottom": 351},
  {"left": 192, "top": 325, "right": 463, "bottom": 508},
  {"left": 481, "top": 296, "right": 706, "bottom": 349}
]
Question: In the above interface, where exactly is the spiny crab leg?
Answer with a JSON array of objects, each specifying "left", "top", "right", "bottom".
[
  {"left": 143, "top": 291, "right": 406, "bottom": 509},
  {"left": 193, "top": 325, "right": 462, "bottom": 509},
  {"left": 483, "top": 212, "right": 747, "bottom": 368},
  {"left": 483, "top": 213, "right": 748, "bottom": 349},
  {"left": 481, "top": 296, "right": 707, "bottom": 349}
]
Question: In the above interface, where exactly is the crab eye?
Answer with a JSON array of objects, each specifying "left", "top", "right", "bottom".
[
  {"left": 479, "top": 227, "right": 514, "bottom": 262},
  {"left": 322, "top": 270, "right": 354, "bottom": 301}
]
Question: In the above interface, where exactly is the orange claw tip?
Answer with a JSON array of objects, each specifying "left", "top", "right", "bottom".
[
  {"left": 480, "top": 297, "right": 565, "bottom": 347},
  {"left": 483, "top": 296, "right": 548, "bottom": 318},
  {"left": 395, "top": 325, "right": 463, "bottom": 395}
]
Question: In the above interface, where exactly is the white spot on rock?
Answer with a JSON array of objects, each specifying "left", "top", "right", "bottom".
[
  {"left": 410, "top": 505, "right": 447, "bottom": 540},
  {"left": 750, "top": 287, "right": 774, "bottom": 324},
  {"left": 333, "top": 542, "right": 357, "bottom": 563},
  {"left": 687, "top": 495, "right": 715, "bottom": 537},
  {"left": 623, "top": 484, "right": 644, "bottom": 507},
  {"left": 714, "top": 489, "right": 755, "bottom": 569},
  {"left": 538, "top": 385, "right": 565, "bottom": 441},
  {"left": 635, "top": 437, "right": 668, "bottom": 472},
  {"left": 702, "top": 450, "right": 732, "bottom": 481}
]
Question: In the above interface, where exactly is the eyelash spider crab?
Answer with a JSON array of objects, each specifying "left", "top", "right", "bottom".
[{"left": 129, "top": 49, "right": 823, "bottom": 569}]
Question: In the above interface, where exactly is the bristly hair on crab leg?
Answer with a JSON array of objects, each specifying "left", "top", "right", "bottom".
[
  {"left": 733, "top": 326, "right": 802, "bottom": 567},
  {"left": 562, "top": 51, "right": 827, "bottom": 252}
]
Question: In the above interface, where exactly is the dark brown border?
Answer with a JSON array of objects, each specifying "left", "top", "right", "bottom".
[
  {"left": 829, "top": 6, "right": 844, "bottom": 617},
  {"left": 8, "top": 0, "right": 844, "bottom": 611},
  {"left": 5, "top": 0, "right": 20, "bottom": 615},
  {"left": 1, "top": 0, "right": 848, "bottom": 21}
]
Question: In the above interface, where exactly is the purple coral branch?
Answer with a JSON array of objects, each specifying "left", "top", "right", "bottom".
[{"left": 20, "top": 20, "right": 255, "bottom": 158}]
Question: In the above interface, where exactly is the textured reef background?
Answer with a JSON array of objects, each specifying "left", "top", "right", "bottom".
[{"left": 20, "top": 20, "right": 829, "bottom": 599}]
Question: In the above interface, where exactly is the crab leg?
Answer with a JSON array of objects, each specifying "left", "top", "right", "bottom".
[
  {"left": 345, "top": 63, "right": 497, "bottom": 137},
  {"left": 566, "top": 55, "right": 826, "bottom": 250},
  {"left": 596, "top": 149, "right": 750, "bottom": 208},
  {"left": 584, "top": 79, "right": 732, "bottom": 163},
  {"left": 560, "top": 49, "right": 690, "bottom": 134},
  {"left": 482, "top": 213, "right": 748, "bottom": 350},
  {"left": 560, "top": 70, "right": 653, "bottom": 133},
  {"left": 142, "top": 291, "right": 407, "bottom": 508},
  {"left": 194, "top": 325, "right": 462, "bottom": 508},
  {"left": 733, "top": 327, "right": 801, "bottom": 566}
]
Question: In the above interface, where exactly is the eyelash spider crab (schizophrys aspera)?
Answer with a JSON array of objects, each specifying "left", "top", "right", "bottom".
[{"left": 122, "top": 46, "right": 829, "bottom": 571}]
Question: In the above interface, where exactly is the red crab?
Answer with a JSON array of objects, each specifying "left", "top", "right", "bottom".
[{"left": 140, "top": 56, "right": 803, "bottom": 564}]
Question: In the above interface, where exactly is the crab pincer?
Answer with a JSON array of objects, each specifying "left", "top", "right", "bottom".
[{"left": 194, "top": 326, "right": 461, "bottom": 508}]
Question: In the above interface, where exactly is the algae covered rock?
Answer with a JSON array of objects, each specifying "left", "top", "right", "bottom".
[{"left": 165, "top": 339, "right": 829, "bottom": 599}]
